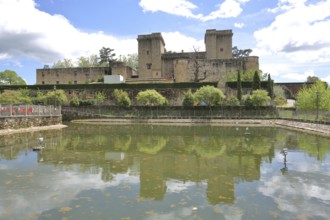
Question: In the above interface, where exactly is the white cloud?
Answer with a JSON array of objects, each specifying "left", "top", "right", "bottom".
[
  {"left": 234, "top": 22, "right": 245, "bottom": 28},
  {"left": 321, "top": 75, "right": 330, "bottom": 84},
  {"left": 162, "top": 31, "right": 205, "bottom": 52},
  {"left": 0, "top": 0, "right": 137, "bottom": 65},
  {"left": 139, "top": 0, "right": 202, "bottom": 19},
  {"left": 279, "top": 70, "right": 315, "bottom": 81},
  {"left": 139, "top": 0, "right": 249, "bottom": 21},
  {"left": 268, "top": 0, "right": 308, "bottom": 13},
  {"left": 201, "top": 0, "right": 245, "bottom": 21},
  {"left": 255, "top": 0, "right": 330, "bottom": 63}
]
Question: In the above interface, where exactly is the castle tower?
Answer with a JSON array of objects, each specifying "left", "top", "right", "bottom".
[
  {"left": 137, "top": 33, "right": 165, "bottom": 79},
  {"left": 205, "top": 29, "right": 233, "bottom": 60}
]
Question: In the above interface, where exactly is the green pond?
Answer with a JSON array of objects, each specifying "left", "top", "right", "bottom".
[{"left": 0, "top": 123, "right": 330, "bottom": 220}]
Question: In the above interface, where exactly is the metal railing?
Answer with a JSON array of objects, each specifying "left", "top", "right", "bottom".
[
  {"left": 277, "top": 108, "right": 330, "bottom": 123},
  {"left": 0, "top": 104, "right": 61, "bottom": 118}
]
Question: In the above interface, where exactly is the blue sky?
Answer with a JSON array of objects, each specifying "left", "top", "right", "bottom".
[{"left": 0, "top": 0, "right": 329, "bottom": 85}]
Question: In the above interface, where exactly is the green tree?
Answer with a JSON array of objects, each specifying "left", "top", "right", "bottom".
[
  {"left": 76, "top": 54, "right": 100, "bottom": 67},
  {"left": 77, "top": 56, "right": 91, "bottom": 67},
  {"left": 306, "top": 76, "right": 321, "bottom": 83},
  {"left": 267, "top": 74, "right": 274, "bottom": 98},
  {"left": 113, "top": 89, "right": 131, "bottom": 108},
  {"left": 194, "top": 85, "right": 225, "bottom": 106},
  {"left": 99, "top": 47, "right": 116, "bottom": 75},
  {"left": 237, "top": 71, "right": 242, "bottom": 101},
  {"left": 119, "top": 53, "right": 138, "bottom": 70},
  {"left": 251, "top": 90, "right": 271, "bottom": 106},
  {"left": 232, "top": 46, "right": 252, "bottom": 58},
  {"left": 0, "top": 70, "right": 26, "bottom": 85},
  {"left": 52, "top": 59, "right": 74, "bottom": 68},
  {"left": 226, "top": 70, "right": 266, "bottom": 82},
  {"left": 182, "top": 90, "right": 194, "bottom": 107},
  {"left": 252, "top": 70, "right": 261, "bottom": 90},
  {"left": 296, "top": 81, "right": 330, "bottom": 110},
  {"left": 137, "top": 90, "right": 167, "bottom": 106},
  {"left": 0, "top": 90, "right": 32, "bottom": 104}
]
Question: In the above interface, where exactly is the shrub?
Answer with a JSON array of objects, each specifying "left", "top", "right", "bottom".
[
  {"left": 113, "top": 89, "right": 131, "bottom": 108},
  {"left": 182, "top": 90, "right": 194, "bottom": 107},
  {"left": 249, "top": 90, "right": 271, "bottom": 106},
  {"left": 224, "top": 95, "right": 240, "bottom": 106},
  {"left": 274, "top": 96, "right": 287, "bottom": 106},
  {"left": 0, "top": 89, "right": 32, "bottom": 104},
  {"left": 40, "top": 89, "right": 68, "bottom": 106},
  {"left": 136, "top": 89, "right": 167, "bottom": 106},
  {"left": 243, "top": 94, "right": 253, "bottom": 107},
  {"left": 95, "top": 91, "right": 106, "bottom": 105},
  {"left": 194, "top": 85, "right": 225, "bottom": 106},
  {"left": 296, "top": 81, "right": 330, "bottom": 110},
  {"left": 70, "top": 94, "right": 80, "bottom": 106}
]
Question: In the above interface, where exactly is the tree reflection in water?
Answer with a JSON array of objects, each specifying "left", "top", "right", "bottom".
[{"left": 0, "top": 123, "right": 329, "bottom": 220}]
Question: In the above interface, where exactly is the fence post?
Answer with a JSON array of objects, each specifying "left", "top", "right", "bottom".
[
  {"left": 25, "top": 104, "right": 27, "bottom": 116},
  {"left": 10, "top": 104, "right": 12, "bottom": 117}
]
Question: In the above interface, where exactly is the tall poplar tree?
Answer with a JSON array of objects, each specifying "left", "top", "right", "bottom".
[
  {"left": 267, "top": 74, "right": 274, "bottom": 99},
  {"left": 252, "top": 70, "right": 261, "bottom": 90},
  {"left": 237, "top": 71, "right": 242, "bottom": 101}
]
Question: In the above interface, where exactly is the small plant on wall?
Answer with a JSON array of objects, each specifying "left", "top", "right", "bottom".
[
  {"left": 113, "top": 89, "right": 131, "bottom": 108},
  {"left": 182, "top": 90, "right": 194, "bottom": 107}
]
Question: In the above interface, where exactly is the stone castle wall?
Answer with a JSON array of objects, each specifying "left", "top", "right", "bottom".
[{"left": 36, "top": 63, "right": 134, "bottom": 85}]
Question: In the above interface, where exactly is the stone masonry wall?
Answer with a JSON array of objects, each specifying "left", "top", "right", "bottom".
[{"left": 0, "top": 116, "right": 62, "bottom": 130}]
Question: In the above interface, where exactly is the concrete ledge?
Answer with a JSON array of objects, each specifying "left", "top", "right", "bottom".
[{"left": 0, "top": 124, "right": 67, "bottom": 136}]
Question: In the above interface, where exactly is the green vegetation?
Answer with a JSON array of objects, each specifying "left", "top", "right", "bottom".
[
  {"left": 252, "top": 70, "right": 261, "bottom": 90},
  {"left": 33, "top": 89, "right": 68, "bottom": 106},
  {"left": 273, "top": 85, "right": 287, "bottom": 106},
  {"left": 237, "top": 71, "right": 242, "bottom": 101},
  {"left": 226, "top": 70, "right": 267, "bottom": 82},
  {"left": 118, "top": 53, "right": 138, "bottom": 70},
  {"left": 296, "top": 81, "right": 330, "bottom": 110},
  {"left": 182, "top": 90, "right": 194, "bottom": 107},
  {"left": 0, "top": 70, "right": 26, "bottom": 85},
  {"left": 224, "top": 95, "right": 240, "bottom": 106},
  {"left": 113, "top": 89, "right": 131, "bottom": 108},
  {"left": 243, "top": 90, "right": 271, "bottom": 107},
  {"left": 137, "top": 89, "right": 167, "bottom": 106},
  {"left": 0, "top": 89, "right": 32, "bottom": 104},
  {"left": 95, "top": 91, "right": 106, "bottom": 105},
  {"left": 52, "top": 59, "right": 74, "bottom": 68},
  {"left": 267, "top": 74, "right": 274, "bottom": 98},
  {"left": 70, "top": 94, "right": 80, "bottom": 106},
  {"left": 194, "top": 85, "right": 225, "bottom": 106}
]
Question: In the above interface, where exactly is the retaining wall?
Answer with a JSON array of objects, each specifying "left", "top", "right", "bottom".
[{"left": 0, "top": 116, "right": 62, "bottom": 130}]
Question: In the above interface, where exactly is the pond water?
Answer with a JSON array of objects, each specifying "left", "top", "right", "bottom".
[{"left": 0, "top": 123, "right": 330, "bottom": 220}]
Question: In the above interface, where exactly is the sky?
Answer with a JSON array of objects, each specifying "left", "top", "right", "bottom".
[{"left": 0, "top": 0, "right": 330, "bottom": 85}]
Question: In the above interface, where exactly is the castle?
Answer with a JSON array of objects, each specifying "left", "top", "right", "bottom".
[{"left": 36, "top": 29, "right": 259, "bottom": 85}]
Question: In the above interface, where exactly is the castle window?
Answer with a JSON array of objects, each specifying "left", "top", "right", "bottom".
[
  {"left": 146, "top": 63, "right": 152, "bottom": 69},
  {"left": 74, "top": 81, "right": 77, "bottom": 84},
  {"left": 147, "top": 50, "right": 149, "bottom": 55},
  {"left": 56, "top": 81, "right": 59, "bottom": 84},
  {"left": 42, "top": 73, "right": 45, "bottom": 77},
  {"left": 42, "top": 81, "right": 45, "bottom": 85},
  {"left": 74, "top": 71, "right": 77, "bottom": 76},
  {"left": 220, "top": 48, "right": 223, "bottom": 52}
]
